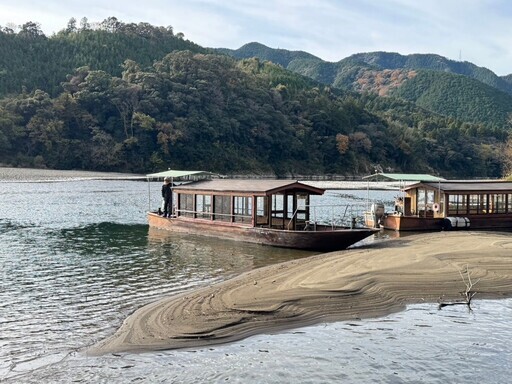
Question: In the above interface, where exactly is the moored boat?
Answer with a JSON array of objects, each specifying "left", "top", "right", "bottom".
[
  {"left": 146, "top": 173, "right": 378, "bottom": 252},
  {"left": 365, "top": 176, "right": 512, "bottom": 231}
]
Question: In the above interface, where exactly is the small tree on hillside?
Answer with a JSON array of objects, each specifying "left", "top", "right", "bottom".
[
  {"left": 503, "top": 134, "right": 512, "bottom": 178},
  {"left": 504, "top": 114, "right": 512, "bottom": 179}
]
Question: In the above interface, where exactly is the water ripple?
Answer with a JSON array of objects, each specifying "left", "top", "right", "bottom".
[{"left": 2, "top": 180, "right": 511, "bottom": 383}]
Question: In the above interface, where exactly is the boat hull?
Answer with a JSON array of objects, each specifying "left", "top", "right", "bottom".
[
  {"left": 382, "top": 215, "right": 444, "bottom": 231},
  {"left": 382, "top": 213, "right": 512, "bottom": 231},
  {"left": 148, "top": 213, "right": 378, "bottom": 252}
]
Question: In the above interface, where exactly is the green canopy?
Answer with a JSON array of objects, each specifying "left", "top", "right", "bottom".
[
  {"left": 145, "top": 170, "right": 218, "bottom": 180},
  {"left": 362, "top": 173, "right": 445, "bottom": 182}
]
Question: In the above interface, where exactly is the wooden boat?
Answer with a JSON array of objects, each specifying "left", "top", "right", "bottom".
[
  {"left": 147, "top": 178, "right": 378, "bottom": 252},
  {"left": 366, "top": 179, "right": 512, "bottom": 231}
]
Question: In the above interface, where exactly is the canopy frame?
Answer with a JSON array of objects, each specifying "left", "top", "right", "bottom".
[{"left": 145, "top": 169, "right": 220, "bottom": 211}]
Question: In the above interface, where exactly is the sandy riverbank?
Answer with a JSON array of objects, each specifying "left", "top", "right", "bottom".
[
  {"left": 90, "top": 231, "right": 512, "bottom": 355},
  {"left": 0, "top": 167, "right": 144, "bottom": 181}
]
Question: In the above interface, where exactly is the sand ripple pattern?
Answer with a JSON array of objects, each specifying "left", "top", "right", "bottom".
[{"left": 92, "top": 232, "right": 512, "bottom": 354}]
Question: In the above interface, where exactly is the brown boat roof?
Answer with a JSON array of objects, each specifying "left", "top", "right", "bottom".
[
  {"left": 405, "top": 180, "right": 512, "bottom": 193},
  {"left": 173, "top": 179, "right": 325, "bottom": 195}
]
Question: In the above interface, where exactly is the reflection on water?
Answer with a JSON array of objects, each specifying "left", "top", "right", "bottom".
[
  {"left": 0, "top": 185, "right": 317, "bottom": 382},
  {"left": 147, "top": 226, "right": 316, "bottom": 270},
  {"left": 1, "top": 179, "right": 511, "bottom": 383}
]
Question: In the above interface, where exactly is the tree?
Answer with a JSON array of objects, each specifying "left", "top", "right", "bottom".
[
  {"left": 0, "top": 107, "right": 22, "bottom": 156},
  {"left": 3, "top": 22, "right": 17, "bottom": 33},
  {"left": 121, "top": 59, "right": 142, "bottom": 83},
  {"left": 100, "top": 17, "right": 121, "bottom": 33},
  {"left": 336, "top": 133, "right": 349, "bottom": 154},
  {"left": 110, "top": 78, "right": 142, "bottom": 138},
  {"left": 80, "top": 17, "right": 90, "bottom": 31},
  {"left": 18, "top": 21, "right": 45, "bottom": 38},
  {"left": 503, "top": 135, "right": 512, "bottom": 178},
  {"left": 66, "top": 18, "right": 77, "bottom": 34},
  {"left": 349, "top": 131, "right": 372, "bottom": 153}
]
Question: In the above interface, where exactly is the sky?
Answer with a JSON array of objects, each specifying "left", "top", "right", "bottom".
[{"left": 1, "top": 0, "right": 511, "bottom": 76}]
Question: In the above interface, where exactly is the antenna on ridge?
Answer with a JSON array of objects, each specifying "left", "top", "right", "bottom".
[{"left": 459, "top": 49, "right": 462, "bottom": 61}]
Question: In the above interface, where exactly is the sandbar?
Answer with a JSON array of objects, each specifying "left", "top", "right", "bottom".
[
  {"left": 0, "top": 166, "right": 142, "bottom": 181},
  {"left": 90, "top": 231, "right": 512, "bottom": 355}
]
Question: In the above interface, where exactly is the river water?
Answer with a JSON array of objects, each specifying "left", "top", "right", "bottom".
[{"left": 1, "top": 178, "right": 511, "bottom": 383}]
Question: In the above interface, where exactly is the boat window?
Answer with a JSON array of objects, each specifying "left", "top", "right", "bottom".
[
  {"left": 426, "top": 190, "right": 435, "bottom": 211},
  {"left": 178, "top": 193, "right": 194, "bottom": 217},
  {"left": 287, "top": 195, "right": 294, "bottom": 218},
  {"left": 195, "top": 194, "right": 211, "bottom": 219},
  {"left": 468, "top": 194, "right": 488, "bottom": 214},
  {"left": 417, "top": 189, "right": 426, "bottom": 214},
  {"left": 271, "top": 194, "right": 285, "bottom": 229},
  {"left": 234, "top": 196, "right": 252, "bottom": 223},
  {"left": 214, "top": 195, "right": 231, "bottom": 222},
  {"left": 415, "top": 188, "right": 439, "bottom": 215},
  {"left": 490, "top": 194, "right": 506, "bottom": 214},
  {"left": 480, "top": 194, "right": 488, "bottom": 214},
  {"left": 296, "top": 194, "right": 308, "bottom": 222},
  {"left": 448, "top": 194, "right": 468, "bottom": 215},
  {"left": 448, "top": 194, "right": 458, "bottom": 215},
  {"left": 509, "top": 194, "right": 512, "bottom": 213},
  {"left": 272, "top": 195, "right": 284, "bottom": 218},
  {"left": 469, "top": 195, "right": 479, "bottom": 214},
  {"left": 256, "top": 196, "right": 268, "bottom": 225}
]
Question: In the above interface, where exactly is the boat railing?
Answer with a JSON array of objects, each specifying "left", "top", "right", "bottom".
[
  {"left": 174, "top": 208, "right": 252, "bottom": 223},
  {"left": 288, "top": 203, "right": 367, "bottom": 230},
  {"left": 175, "top": 204, "right": 368, "bottom": 230}
]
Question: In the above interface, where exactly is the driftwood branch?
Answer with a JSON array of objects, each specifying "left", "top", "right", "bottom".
[
  {"left": 439, "top": 265, "right": 479, "bottom": 310},
  {"left": 458, "top": 264, "right": 480, "bottom": 305}
]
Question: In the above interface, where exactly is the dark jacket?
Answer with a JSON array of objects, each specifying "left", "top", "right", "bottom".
[{"left": 161, "top": 183, "right": 172, "bottom": 200}]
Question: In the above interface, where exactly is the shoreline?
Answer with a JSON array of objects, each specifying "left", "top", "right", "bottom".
[
  {"left": 0, "top": 167, "right": 145, "bottom": 182},
  {"left": 0, "top": 167, "right": 401, "bottom": 189},
  {"left": 90, "top": 231, "right": 512, "bottom": 355}
]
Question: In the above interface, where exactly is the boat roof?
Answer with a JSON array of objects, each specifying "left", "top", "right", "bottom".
[
  {"left": 363, "top": 173, "right": 445, "bottom": 182},
  {"left": 173, "top": 179, "right": 325, "bottom": 196},
  {"left": 404, "top": 180, "right": 512, "bottom": 193}
]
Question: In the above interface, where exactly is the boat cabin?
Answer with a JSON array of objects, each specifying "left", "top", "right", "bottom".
[
  {"left": 390, "top": 180, "right": 512, "bottom": 230},
  {"left": 401, "top": 181, "right": 512, "bottom": 216},
  {"left": 172, "top": 179, "right": 325, "bottom": 230}
]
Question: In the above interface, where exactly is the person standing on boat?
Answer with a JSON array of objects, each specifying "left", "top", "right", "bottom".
[{"left": 161, "top": 177, "right": 173, "bottom": 217}]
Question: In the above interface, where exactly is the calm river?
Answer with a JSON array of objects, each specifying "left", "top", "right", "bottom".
[{"left": 0, "top": 176, "right": 511, "bottom": 383}]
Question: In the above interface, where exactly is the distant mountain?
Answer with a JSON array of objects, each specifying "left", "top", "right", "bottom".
[
  {"left": 347, "top": 52, "right": 512, "bottom": 95},
  {"left": 220, "top": 44, "right": 512, "bottom": 126},
  {"left": 218, "top": 42, "right": 321, "bottom": 68},
  {"left": 389, "top": 70, "right": 512, "bottom": 126},
  {"left": 502, "top": 74, "right": 512, "bottom": 88}
]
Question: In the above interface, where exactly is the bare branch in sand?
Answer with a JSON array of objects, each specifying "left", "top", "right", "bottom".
[{"left": 439, "top": 264, "right": 480, "bottom": 310}]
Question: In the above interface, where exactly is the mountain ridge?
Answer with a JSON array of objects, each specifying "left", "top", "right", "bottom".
[
  {"left": 223, "top": 42, "right": 512, "bottom": 86},
  {"left": 219, "top": 43, "right": 512, "bottom": 126}
]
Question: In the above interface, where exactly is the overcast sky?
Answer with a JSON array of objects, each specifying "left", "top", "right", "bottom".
[{"left": 1, "top": 0, "right": 511, "bottom": 75}]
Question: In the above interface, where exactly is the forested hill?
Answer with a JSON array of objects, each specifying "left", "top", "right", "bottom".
[
  {"left": 0, "top": 19, "right": 509, "bottom": 178},
  {"left": 347, "top": 52, "right": 512, "bottom": 95},
  {"left": 222, "top": 44, "right": 512, "bottom": 127},
  {"left": 0, "top": 18, "right": 206, "bottom": 97},
  {"left": 218, "top": 42, "right": 322, "bottom": 68},
  {"left": 389, "top": 71, "right": 512, "bottom": 127}
]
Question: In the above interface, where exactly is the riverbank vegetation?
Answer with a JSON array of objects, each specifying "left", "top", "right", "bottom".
[{"left": 0, "top": 18, "right": 509, "bottom": 178}]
